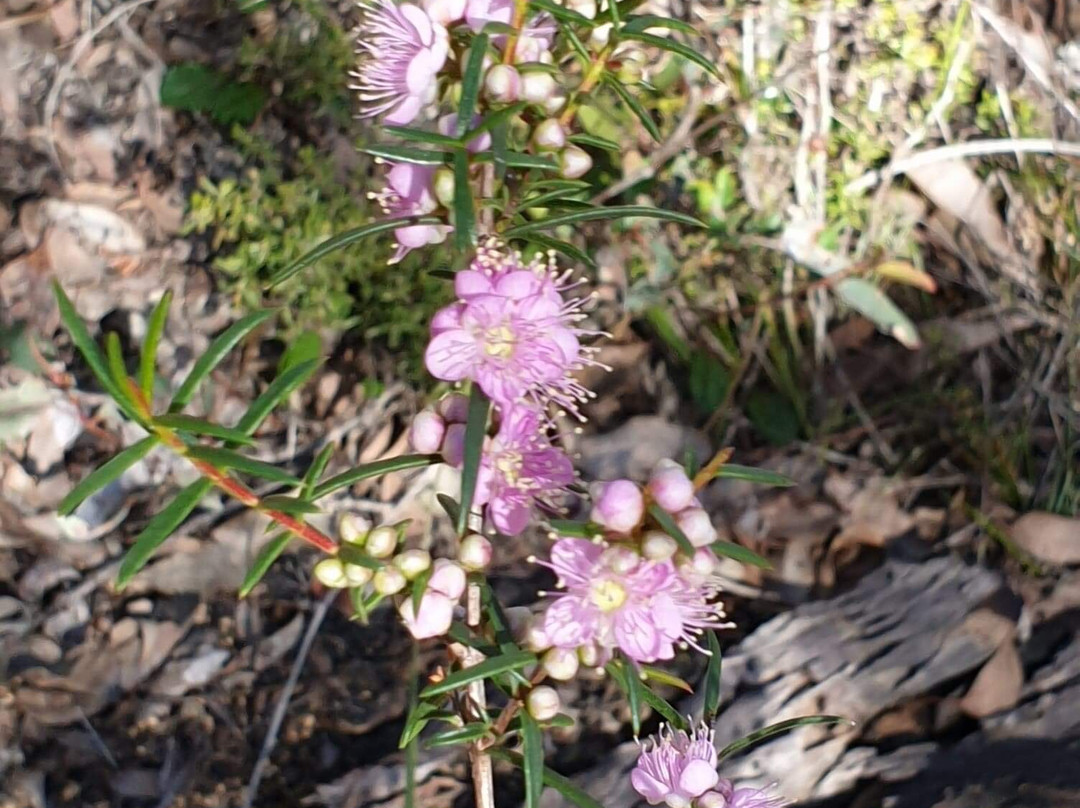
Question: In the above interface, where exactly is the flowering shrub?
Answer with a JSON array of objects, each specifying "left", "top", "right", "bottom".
[{"left": 53, "top": 0, "right": 844, "bottom": 805}]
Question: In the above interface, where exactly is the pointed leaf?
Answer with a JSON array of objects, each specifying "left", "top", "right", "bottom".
[
  {"left": 457, "top": 386, "right": 490, "bottom": 535},
  {"left": 703, "top": 630, "right": 723, "bottom": 721},
  {"left": 522, "top": 187, "right": 590, "bottom": 210},
  {"left": 302, "top": 444, "right": 335, "bottom": 494},
  {"left": 490, "top": 751, "right": 603, "bottom": 808},
  {"left": 239, "top": 531, "right": 291, "bottom": 597},
  {"left": 503, "top": 205, "right": 703, "bottom": 237},
  {"left": 104, "top": 332, "right": 138, "bottom": 416},
  {"left": 58, "top": 436, "right": 159, "bottom": 516},
  {"left": 836, "top": 278, "right": 921, "bottom": 349},
  {"left": 463, "top": 102, "right": 528, "bottom": 141},
  {"left": 436, "top": 493, "right": 461, "bottom": 524},
  {"left": 425, "top": 722, "right": 491, "bottom": 749},
  {"left": 457, "top": 32, "right": 489, "bottom": 137},
  {"left": 268, "top": 218, "right": 441, "bottom": 287},
  {"left": 608, "top": 658, "right": 643, "bottom": 735},
  {"left": 711, "top": 540, "right": 771, "bottom": 569},
  {"left": 524, "top": 234, "right": 597, "bottom": 270},
  {"left": 547, "top": 519, "right": 601, "bottom": 538},
  {"left": 140, "top": 290, "right": 172, "bottom": 401},
  {"left": 235, "top": 359, "right": 322, "bottom": 436},
  {"left": 338, "top": 544, "right": 385, "bottom": 570},
  {"left": 637, "top": 682, "right": 688, "bottom": 730},
  {"left": 647, "top": 503, "right": 695, "bottom": 556},
  {"left": 184, "top": 445, "right": 298, "bottom": 484},
  {"left": 154, "top": 414, "right": 256, "bottom": 445},
  {"left": 604, "top": 77, "right": 661, "bottom": 141},
  {"left": 452, "top": 150, "right": 476, "bottom": 249},
  {"left": 622, "top": 31, "right": 719, "bottom": 76},
  {"left": 400, "top": 702, "right": 455, "bottom": 748},
  {"left": 260, "top": 495, "right": 321, "bottom": 515},
  {"left": 718, "top": 715, "right": 850, "bottom": 760},
  {"left": 640, "top": 666, "right": 693, "bottom": 693},
  {"left": 117, "top": 479, "right": 213, "bottom": 588},
  {"left": 411, "top": 563, "right": 434, "bottom": 614},
  {"left": 711, "top": 464, "right": 794, "bottom": 487},
  {"left": 169, "top": 310, "right": 273, "bottom": 410},
  {"left": 527, "top": 0, "right": 597, "bottom": 26},
  {"left": 420, "top": 648, "right": 535, "bottom": 697},
  {"left": 363, "top": 144, "right": 451, "bottom": 165},
  {"left": 521, "top": 711, "right": 545, "bottom": 808},
  {"left": 383, "top": 125, "right": 463, "bottom": 148},
  {"left": 568, "top": 132, "right": 619, "bottom": 151},
  {"left": 311, "top": 453, "right": 441, "bottom": 499},
  {"left": 621, "top": 14, "right": 697, "bottom": 34}
]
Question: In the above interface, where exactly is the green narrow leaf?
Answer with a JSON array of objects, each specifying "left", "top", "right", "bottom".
[
  {"left": 457, "top": 387, "right": 490, "bottom": 535},
  {"left": 400, "top": 702, "right": 452, "bottom": 748},
  {"left": 117, "top": 478, "right": 213, "bottom": 588},
  {"left": 712, "top": 464, "right": 795, "bottom": 487},
  {"left": 647, "top": 503, "right": 695, "bottom": 556},
  {"left": 622, "top": 31, "right": 720, "bottom": 76},
  {"left": 239, "top": 531, "right": 291, "bottom": 597},
  {"left": 268, "top": 218, "right": 441, "bottom": 287},
  {"left": 337, "top": 544, "right": 384, "bottom": 571},
  {"left": 53, "top": 282, "right": 141, "bottom": 422},
  {"left": 463, "top": 102, "right": 528, "bottom": 141},
  {"left": 711, "top": 540, "right": 771, "bottom": 569},
  {"left": 302, "top": 444, "right": 335, "bottom": 494},
  {"left": 311, "top": 453, "right": 441, "bottom": 500},
  {"left": 169, "top": 310, "right": 273, "bottom": 411},
  {"left": 568, "top": 132, "right": 619, "bottom": 151},
  {"left": 608, "top": 658, "right": 643, "bottom": 735},
  {"left": 836, "top": 277, "right": 921, "bottom": 349},
  {"left": 524, "top": 234, "right": 597, "bottom": 270},
  {"left": 184, "top": 445, "right": 299, "bottom": 484},
  {"left": 154, "top": 414, "right": 256, "bottom": 445},
  {"left": 503, "top": 205, "right": 704, "bottom": 237},
  {"left": 521, "top": 711, "right": 545, "bottom": 808},
  {"left": 425, "top": 722, "right": 491, "bottom": 749},
  {"left": 640, "top": 666, "right": 693, "bottom": 693},
  {"left": 405, "top": 647, "right": 420, "bottom": 808},
  {"left": 621, "top": 14, "right": 697, "bottom": 34},
  {"left": 384, "top": 125, "right": 463, "bottom": 148},
  {"left": 527, "top": 0, "right": 597, "bottom": 26},
  {"left": 521, "top": 187, "right": 590, "bottom": 210},
  {"left": 490, "top": 750, "right": 604, "bottom": 808},
  {"left": 703, "top": 631, "right": 723, "bottom": 721},
  {"left": 260, "top": 495, "right": 320, "bottom": 515},
  {"left": 58, "top": 436, "right": 159, "bottom": 516},
  {"left": 637, "top": 683, "right": 689, "bottom": 730},
  {"left": 604, "top": 77, "right": 661, "bottom": 141},
  {"left": 362, "top": 144, "right": 451, "bottom": 165},
  {"left": 105, "top": 332, "right": 134, "bottom": 405},
  {"left": 278, "top": 331, "right": 321, "bottom": 374},
  {"left": 140, "top": 290, "right": 172, "bottom": 401},
  {"left": 457, "top": 33, "right": 489, "bottom": 136},
  {"left": 411, "top": 563, "right": 434, "bottom": 614},
  {"left": 489, "top": 151, "right": 558, "bottom": 170},
  {"left": 492, "top": 120, "right": 510, "bottom": 180},
  {"left": 436, "top": 493, "right": 461, "bottom": 524},
  {"left": 718, "top": 715, "right": 850, "bottom": 761},
  {"left": 235, "top": 359, "right": 322, "bottom": 436},
  {"left": 452, "top": 150, "right": 476, "bottom": 249},
  {"left": 419, "top": 648, "right": 536, "bottom": 697},
  {"left": 546, "top": 519, "right": 601, "bottom": 538}
]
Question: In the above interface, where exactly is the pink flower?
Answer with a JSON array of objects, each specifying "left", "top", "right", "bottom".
[
  {"left": 590, "top": 479, "right": 644, "bottom": 534},
  {"left": 631, "top": 723, "right": 720, "bottom": 807},
  {"left": 424, "top": 242, "right": 599, "bottom": 416},
  {"left": 649, "top": 460, "right": 696, "bottom": 513},
  {"left": 353, "top": 0, "right": 448, "bottom": 125},
  {"left": 438, "top": 113, "right": 492, "bottom": 153},
  {"left": 409, "top": 408, "right": 446, "bottom": 453},
  {"left": 398, "top": 559, "right": 466, "bottom": 639},
  {"left": 423, "top": 0, "right": 466, "bottom": 26},
  {"left": 718, "top": 786, "right": 789, "bottom": 808},
  {"left": 474, "top": 405, "right": 574, "bottom": 535},
  {"left": 465, "top": 0, "right": 512, "bottom": 32},
  {"left": 539, "top": 539, "right": 726, "bottom": 663},
  {"left": 372, "top": 163, "right": 451, "bottom": 263}
]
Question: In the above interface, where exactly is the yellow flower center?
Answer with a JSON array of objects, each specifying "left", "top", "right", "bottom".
[
  {"left": 590, "top": 579, "right": 628, "bottom": 612},
  {"left": 482, "top": 325, "right": 516, "bottom": 359},
  {"left": 494, "top": 450, "right": 523, "bottom": 484}
]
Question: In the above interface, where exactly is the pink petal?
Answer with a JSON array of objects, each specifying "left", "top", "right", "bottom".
[
  {"left": 431, "top": 302, "right": 465, "bottom": 335},
  {"left": 455, "top": 269, "right": 495, "bottom": 298},
  {"left": 494, "top": 270, "right": 545, "bottom": 299},
  {"left": 406, "top": 48, "right": 442, "bottom": 94},
  {"left": 630, "top": 769, "right": 670, "bottom": 805},
  {"left": 543, "top": 596, "right": 597, "bottom": 647},
  {"left": 429, "top": 559, "right": 466, "bottom": 599},
  {"left": 399, "top": 592, "right": 454, "bottom": 639},
  {"left": 678, "top": 760, "right": 720, "bottom": 798},
  {"left": 489, "top": 493, "right": 531, "bottom": 535},
  {"left": 400, "top": 3, "right": 434, "bottom": 44},
  {"left": 425, "top": 330, "right": 479, "bottom": 381},
  {"left": 613, "top": 609, "right": 662, "bottom": 662},
  {"left": 384, "top": 94, "right": 423, "bottom": 125},
  {"left": 547, "top": 538, "right": 603, "bottom": 583}
]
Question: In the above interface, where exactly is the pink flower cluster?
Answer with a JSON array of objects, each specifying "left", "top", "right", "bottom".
[{"left": 632, "top": 724, "right": 788, "bottom": 808}]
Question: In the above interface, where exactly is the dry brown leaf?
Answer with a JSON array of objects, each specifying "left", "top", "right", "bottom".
[
  {"left": 906, "top": 161, "right": 1014, "bottom": 260},
  {"left": 1009, "top": 512, "right": 1080, "bottom": 565},
  {"left": 960, "top": 640, "right": 1023, "bottom": 719}
]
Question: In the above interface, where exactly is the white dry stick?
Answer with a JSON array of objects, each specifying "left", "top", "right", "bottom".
[{"left": 813, "top": 0, "right": 833, "bottom": 225}]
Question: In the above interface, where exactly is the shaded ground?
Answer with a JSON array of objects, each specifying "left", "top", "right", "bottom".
[{"left": 2, "top": 0, "right": 1079, "bottom": 806}]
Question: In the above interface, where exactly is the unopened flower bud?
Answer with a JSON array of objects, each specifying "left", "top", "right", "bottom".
[
  {"left": 373, "top": 566, "right": 407, "bottom": 595},
  {"left": 690, "top": 548, "right": 718, "bottom": 576},
  {"left": 566, "top": 0, "right": 596, "bottom": 19},
  {"left": 698, "top": 793, "right": 727, "bottom": 808},
  {"left": 526, "top": 685, "right": 561, "bottom": 721},
  {"left": 339, "top": 512, "right": 369, "bottom": 545},
  {"left": 395, "top": 548, "right": 432, "bottom": 579},
  {"left": 484, "top": 64, "right": 520, "bottom": 103},
  {"left": 603, "top": 545, "right": 640, "bottom": 575},
  {"left": 525, "top": 616, "right": 552, "bottom": 651},
  {"left": 648, "top": 459, "right": 695, "bottom": 513},
  {"left": 313, "top": 558, "right": 348, "bottom": 589},
  {"left": 532, "top": 118, "right": 567, "bottom": 152},
  {"left": 432, "top": 167, "right": 456, "bottom": 209},
  {"left": 642, "top": 530, "right": 678, "bottom": 561},
  {"left": 459, "top": 533, "right": 493, "bottom": 570},
  {"left": 521, "top": 70, "right": 556, "bottom": 104},
  {"left": 441, "top": 423, "right": 466, "bottom": 466},
  {"left": 578, "top": 644, "right": 602, "bottom": 667},
  {"left": 343, "top": 563, "right": 373, "bottom": 587},
  {"left": 366, "top": 525, "right": 399, "bottom": 558},
  {"left": 437, "top": 392, "right": 469, "bottom": 423},
  {"left": 675, "top": 508, "right": 718, "bottom": 548},
  {"left": 589, "top": 21, "right": 612, "bottom": 48},
  {"left": 543, "top": 89, "right": 567, "bottom": 115},
  {"left": 542, "top": 647, "right": 580, "bottom": 681},
  {"left": 409, "top": 408, "right": 446, "bottom": 454},
  {"left": 559, "top": 145, "right": 593, "bottom": 179},
  {"left": 590, "top": 479, "right": 644, "bottom": 534}
]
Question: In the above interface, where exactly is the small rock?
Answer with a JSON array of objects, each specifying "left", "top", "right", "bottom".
[{"left": 1010, "top": 512, "right": 1080, "bottom": 565}]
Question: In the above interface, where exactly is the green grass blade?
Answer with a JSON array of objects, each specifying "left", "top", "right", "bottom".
[
  {"left": 311, "top": 453, "right": 441, "bottom": 500},
  {"left": 117, "top": 478, "right": 213, "bottom": 589},
  {"left": 140, "top": 290, "right": 172, "bottom": 402},
  {"left": 419, "top": 648, "right": 535, "bottom": 698},
  {"left": 521, "top": 711, "right": 545, "bottom": 808},
  {"left": 235, "top": 359, "right": 321, "bottom": 436},
  {"left": 58, "top": 436, "right": 159, "bottom": 516},
  {"left": 239, "top": 531, "right": 291, "bottom": 597},
  {"left": 503, "top": 205, "right": 704, "bottom": 237},
  {"left": 169, "top": 310, "right": 273, "bottom": 411},
  {"left": 457, "top": 387, "right": 490, "bottom": 535},
  {"left": 267, "top": 218, "right": 441, "bottom": 287},
  {"left": 153, "top": 414, "right": 256, "bottom": 445},
  {"left": 718, "top": 715, "right": 850, "bottom": 761}
]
